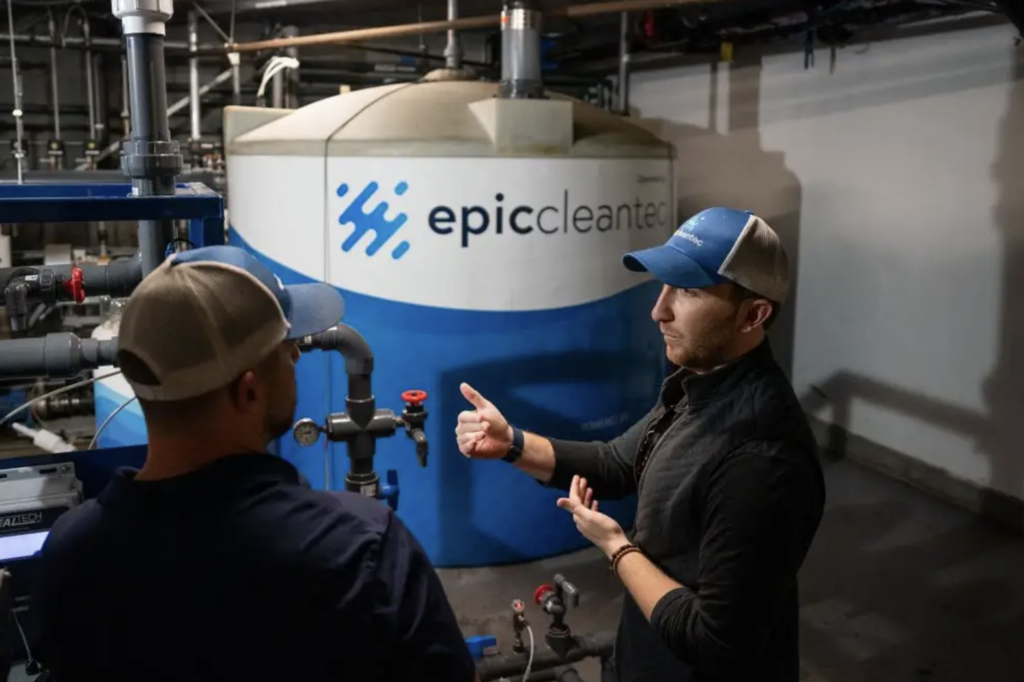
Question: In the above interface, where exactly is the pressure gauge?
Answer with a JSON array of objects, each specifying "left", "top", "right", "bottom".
[{"left": 292, "top": 418, "right": 322, "bottom": 447}]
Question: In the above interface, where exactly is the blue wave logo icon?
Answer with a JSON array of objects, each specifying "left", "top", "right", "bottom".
[{"left": 336, "top": 180, "right": 411, "bottom": 260}]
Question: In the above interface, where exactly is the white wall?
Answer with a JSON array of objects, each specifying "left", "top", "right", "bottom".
[{"left": 630, "top": 22, "right": 1024, "bottom": 505}]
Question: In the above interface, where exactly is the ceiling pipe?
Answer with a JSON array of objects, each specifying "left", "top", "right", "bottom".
[
  {"left": 198, "top": 0, "right": 718, "bottom": 55},
  {"left": 444, "top": 0, "right": 463, "bottom": 70},
  {"left": 499, "top": 1, "right": 543, "bottom": 99}
]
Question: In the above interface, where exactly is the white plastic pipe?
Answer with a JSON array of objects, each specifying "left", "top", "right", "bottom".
[{"left": 11, "top": 422, "right": 76, "bottom": 453}]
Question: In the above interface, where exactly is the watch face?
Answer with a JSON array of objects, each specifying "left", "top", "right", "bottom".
[{"left": 292, "top": 418, "right": 321, "bottom": 447}]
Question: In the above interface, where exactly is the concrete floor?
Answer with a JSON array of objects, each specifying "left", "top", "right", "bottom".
[{"left": 439, "top": 456, "right": 1024, "bottom": 682}]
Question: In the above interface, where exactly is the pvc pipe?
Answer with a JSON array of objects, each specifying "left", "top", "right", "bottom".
[
  {"left": 499, "top": 1, "right": 543, "bottom": 100},
  {"left": 47, "top": 12, "right": 61, "bottom": 142},
  {"left": 83, "top": 18, "right": 97, "bottom": 140},
  {"left": 0, "top": 255, "right": 143, "bottom": 307},
  {"left": 0, "top": 333, "right": 118, "bottom": 380},
  {"left": 617, "top": 11, "right": 630, "bottom": 115},
  {"left": 123, "top": 32, "right": 178, "bottom": 276},
  {"left": 188, "top": 11, "right": 201, "bottom": 140},
  {"left": 11, "top": 423, "right": 76, "bottom": 454},
  {"left": 444, "top": 0, "right": 463, "bottom": 70}
]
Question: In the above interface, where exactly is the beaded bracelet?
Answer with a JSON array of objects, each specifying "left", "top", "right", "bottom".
[{"left": 609, "top": 543, "right": 642, "bottom": 574}]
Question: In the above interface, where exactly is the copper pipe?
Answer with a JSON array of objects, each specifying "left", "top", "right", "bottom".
[{"left": 217, "top": 0, "right": 709, "bottom": 55}]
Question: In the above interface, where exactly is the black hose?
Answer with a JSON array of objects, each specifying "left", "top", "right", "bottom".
[{"left": 477, "top": 631, "right": 615, "bottom": 682}]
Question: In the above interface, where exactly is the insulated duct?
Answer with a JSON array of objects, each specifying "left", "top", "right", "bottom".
[{"left": 499, "top": 1, "right": 544, "bottom": 99}]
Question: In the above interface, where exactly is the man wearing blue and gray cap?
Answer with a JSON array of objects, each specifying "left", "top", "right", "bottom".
[
  {"left": 457, "top": 208, "right": 826, "bottom": 682},
  {"left": 30, "top": 246, "right": 478, "bottom": 682}
]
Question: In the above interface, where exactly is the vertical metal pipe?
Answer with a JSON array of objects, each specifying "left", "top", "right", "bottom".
[
  {"left": 47, "top": 12, "right": 61, "bottom": 141},
  {"left": 188, "top": 10, "right": 201, "bottom": 139},
  {"left": 284, "top": 26, "right": 300, "bottom": 109},
  {"left": 617, "top": 11, "right": 630, "bottom": 115},
  {"left": 120, "top": 54, "right": 130, "bottom": 137},
  {"left": 5, "top": 0, "right": 25, "bottom": 184},
  {"left": 498, "top": 1, "right": 543, "bottom": 99},
  {"left": 271, "top": 69, "right": 284, "bottom": 108},
  {"left": 230, "top": 54, "right": 241, "bottom": 105},
  {"left": 83, "top": 19, "right": 97, "bottom": 139},
  {"left": 444, "top": 0, "right": 463, "bottom": 70}
]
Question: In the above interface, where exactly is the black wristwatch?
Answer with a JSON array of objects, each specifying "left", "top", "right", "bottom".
[{"left": 503, "top": 426, "right": 525, "bottom": 463}]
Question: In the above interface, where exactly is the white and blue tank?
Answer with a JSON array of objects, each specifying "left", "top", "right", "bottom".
[{"left": 221, "top": 78, "right": 675, "bottom": 567}]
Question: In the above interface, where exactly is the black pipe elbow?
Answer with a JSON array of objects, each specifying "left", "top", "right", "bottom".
[{"left": 300, "top": 324, "right": 375, "bottom": 377}]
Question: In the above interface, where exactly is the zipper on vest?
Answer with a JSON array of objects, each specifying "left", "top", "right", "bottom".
[{"left": 634, "top": 402, "right": 687, "bottom": 494}]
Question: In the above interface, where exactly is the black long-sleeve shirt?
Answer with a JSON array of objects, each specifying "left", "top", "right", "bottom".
[{"left": 544, "top": 340, "right": 825, "bottom": 682}]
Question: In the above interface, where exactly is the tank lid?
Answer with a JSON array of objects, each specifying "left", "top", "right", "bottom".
[{"left": 227, "top": 80, "right": 673, "bottom": 159}]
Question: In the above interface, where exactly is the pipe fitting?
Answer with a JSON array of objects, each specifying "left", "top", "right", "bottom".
[
  {"left": 112, "top": 0, "right": 174, "bottom": 36},
  {"left": 499, "top": 1, "right": 544, "bottom": 100}
]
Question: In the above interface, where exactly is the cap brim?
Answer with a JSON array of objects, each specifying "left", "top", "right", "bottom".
[
  {"left": 622, "top": 244, "right": 720, "bottom": 289},
  {"left": 283, "top": 283, "right": 345, "bottom": 339}
]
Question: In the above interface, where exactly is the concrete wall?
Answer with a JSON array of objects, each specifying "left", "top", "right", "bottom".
[{"left": 629, "top": 22, "right": 1024, "bottom": 525}]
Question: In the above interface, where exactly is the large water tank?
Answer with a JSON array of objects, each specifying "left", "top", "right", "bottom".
[{"left": 224, "top": 79, "right": 675, "bottom": 567}]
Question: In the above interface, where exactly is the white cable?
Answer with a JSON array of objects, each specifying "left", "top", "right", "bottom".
[
  {"left": 88, "top": 395, "right": 137, "bottom": 450},
  {"left": 256, "top": 56, "right": 300, "bottom": 101},
  {"left": 0, "top": 370, "right": 122, "bottom": 430},
  {"left": 522, "top": 624, "right": 535, "bottom": 682}
]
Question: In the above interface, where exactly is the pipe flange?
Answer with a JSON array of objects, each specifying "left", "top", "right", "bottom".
[{"left": 119, "top": 139, "right": 183, "bottom": 180}]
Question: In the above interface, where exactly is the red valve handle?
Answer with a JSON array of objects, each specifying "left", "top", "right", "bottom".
[
  {"left": 63, "top": 267, "right": 85, "bottom": 304},
  {"left": 534, "top": 584, "right": 554, "bottom": 605},
  {"left": 402, "top": 389, "right": 428, "bottom": 405}
]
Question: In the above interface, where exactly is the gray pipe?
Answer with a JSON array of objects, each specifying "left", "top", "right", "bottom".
[
  {"left": 617, "top": 11, "right": 630, "bottom": 115},
  {"left": 0, "top": 255, "right": 143, "bottom": 307},
  {"left": 83, "top": 19, "right": 97, "bottom": 139},
  {"left": 120, "top": 54, "right": 130, "bottom": 137},
  {"left": 0, "top": 31, "right": 189, "bottom": 52},
  {"left": 498, "top": 1, "right": 543, "bottom": 99},
  {"left": 271, "top": 70, "right": 284, "bottom": 108},
  {"left": 188, "top": 11, "right": 201, "bottom": 140},
  {"left": 298, "top": 324, "right": 370, "bottom": 394},
  {"left": 285, "top": 26, "right": 300, "bottom": 109},
  {"left": 0, "top": 334, "right": 118, "bottom": 380},
  {"left": 122, "top": 32, "right": 181, "bottom": 276},
  {"left": 444, "top": 0, "right": 463, "bottom": 70},
  {"left": 476, "top": 631, "right": 615, "bottom": 681},
  {"left": 47, "top": 12, "right": 60, "bottom": 142},
  {"left": 5, "top": 0, "right": 25, "bottom": 184}
]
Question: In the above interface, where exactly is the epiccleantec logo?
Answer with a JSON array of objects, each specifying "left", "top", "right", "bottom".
[
  {"left": 336, "top": 180, "right": 672, "bottom": 257},
  {"left": 336, "top": 180, "right": 412, "bottom": 260}
]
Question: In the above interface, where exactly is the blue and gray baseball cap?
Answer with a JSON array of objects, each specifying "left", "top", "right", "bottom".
[
  {"left": 118, "top": 245, "right": 344, "bottom": 402},
  {"left": 623, "top": 207, "right": 790, "bottom": 303}
]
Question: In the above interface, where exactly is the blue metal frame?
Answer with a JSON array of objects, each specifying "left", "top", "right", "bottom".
[
  {"left": 0, "top": 182, "right": 223, "bottom": 231},
  {"left": 0, "top": 180, "right": 225, "bottom": 481}
]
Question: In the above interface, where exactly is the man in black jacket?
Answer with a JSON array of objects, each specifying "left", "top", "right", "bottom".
[{"left": 456, "top": 207, "right": 826, "bottom": 682}]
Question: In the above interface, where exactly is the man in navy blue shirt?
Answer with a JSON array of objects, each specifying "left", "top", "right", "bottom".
[{"left": 29, "top": 246, "right": 478, "bottom": 682}]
